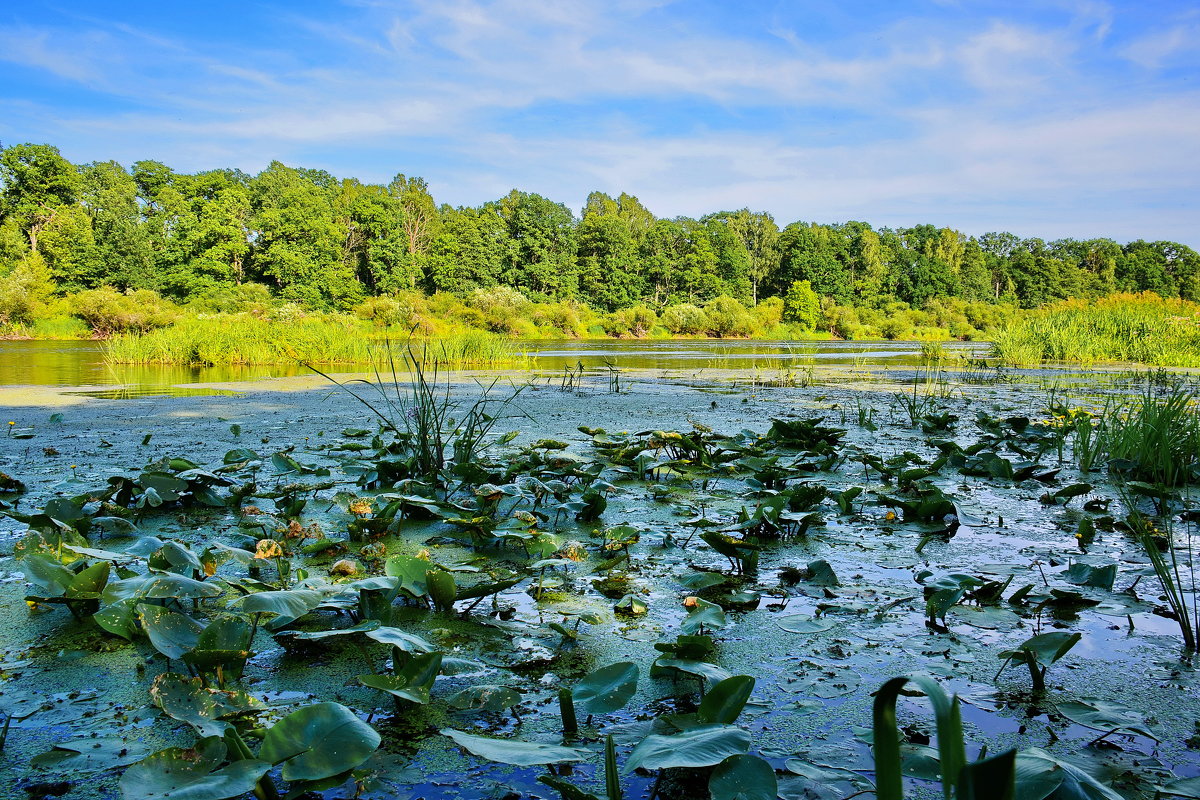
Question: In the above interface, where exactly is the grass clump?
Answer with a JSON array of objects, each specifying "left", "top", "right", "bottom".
[
  {"left": 1077, "top": 374, "right": 1200, "bottom": 486},
  {"left": 104, "top": 313, "right": 523, "bottom": 368},
  {"left": 992, "top": 292, "right": 1200, "bottom": 367}
]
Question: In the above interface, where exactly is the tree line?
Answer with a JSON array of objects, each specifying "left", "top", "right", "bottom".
[{"left": 2, "top": 142, "right": 1198, "bottom": 317}]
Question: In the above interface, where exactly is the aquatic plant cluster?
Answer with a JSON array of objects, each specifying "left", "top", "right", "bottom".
[
  {"left": 4, "top": 363, "right": 1200, "bottom": 799},
  {"left": 991, "top": 294, "right": 1200, "bottom": 368}
]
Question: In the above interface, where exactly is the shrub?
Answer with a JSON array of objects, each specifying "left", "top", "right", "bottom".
[
  {"left": 659, "top": 303, "right": 709, "bottom": 335},
  {"left": 0, "top": 254, "right": 56, "bottom": 325},
  {"left": 782, "top": 281, "right": 820, "bottom": 329},
  {"left": 71, "top": 287, "right": 178, "bottom": 335},
  {"left": 703, "top": 296, "right": 755, "bottom": 337},
  {"left": 602, "top": 305, "right": 657, "bottom": 337}
]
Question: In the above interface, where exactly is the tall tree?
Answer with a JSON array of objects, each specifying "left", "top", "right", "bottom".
[{"left": 0, "top": 143, "right": 79, "bottom": 256}]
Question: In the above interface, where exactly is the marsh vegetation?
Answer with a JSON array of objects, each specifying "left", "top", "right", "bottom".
[{"left": 2, "top": 348, "right": 1200, "bottom": 799}]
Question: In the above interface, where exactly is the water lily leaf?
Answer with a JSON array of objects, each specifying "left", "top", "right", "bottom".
[
  {"left": 138, "top": 604, "right": 204, "bottom": 659},
  {"left": 625, "top": 724, "right": 751, "bottom": 772},
  {"left": 651, "top": 658, "right": 732, "bottom": 688},
  {"left": 710, "top": 754, "right": 779, "bottom": 800},
  {"left": 150, "top": 673, "right": 261, "bottom": 739},
  {"left": 32, "top": 737, "right": 146, "bottom": 775},
  {"left": 777, "top": 616, "right": 837, "bottom": 634},
  {"left": 239, "top": 589, "right": 322, "bottom": 629},
  {"left": 427, "top": 569, "right": 457, "bottom": 611},
  {"left": 440, "top": 729, "right": 588, "bottom": 766},
  {"left": 224, "top": 448, "right": 261, "bottom": 464},
  {"left": 287, "top": 620, "right": 382, "bottom": 640},
  {"left": 119, "top": 737, "right": 269, "bottom": 800},
  {"left": 447, "top": 684, "right": 521, "bottom": 712},
  {"left": 573, "top": 661, "right": 638, "bottom": 714},
  {"left": 384, "top": 555, "right": 431, "bottom": 597},
  {"left": 183, "top": 615, "right": 252, "bottom": 675},
  {"left": 805, "top": 559, "right": 840, "bottom": 587},
  {"left": 1156, "top": 777, "right": 1200, "bottom": 798},
  {"left": 260, "top": 702, "right": 380, "bottom": 781},
  {"left": 1014, "top": 747, "right": 1122, "bottom": 800},
  {"left": 699, "top": 676, "right": 755, "bottom": 724},
  {"left": 94, "top": 597, "right": 140, "bottom": 640},
  {"left": 679, "top": 572, "right": 728, "bottom": 591},
  {"left": 999, "top": 632, "right": 1081, "bottom": 669},
  {"left": 681, "top": 598, "right": 727, "bottom": 634},
  {"left": 22, "top": 553, "right": 75, "bottom": 596},
  {"left": 1064, "top": 563, "right": 1117, "bottom": 591},
  {"left": 1056, "top": 699, "right": 1158, "bottom": 741},
  {"left": 140, "top": 572, "right": 223, "bottom": 599},
  {"left": 91, "top": 516, "right": 139, "bottom": 535},
  {"left": 358, "top": 652, "right": 442, "bottom": 704},
  {"left": 44, "top": 497, "right": 85, "bottom": 523},
  {"left": 364, "top": 626, "right": 436, "bottom": 653}
]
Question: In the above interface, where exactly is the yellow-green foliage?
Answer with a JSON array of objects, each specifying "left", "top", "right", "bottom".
[
  {"left": 105, "top": 311, "right": 522, "bottom": 367},
  {"left": 992, "top": 293, "right": 1200, "bottom": 367}
]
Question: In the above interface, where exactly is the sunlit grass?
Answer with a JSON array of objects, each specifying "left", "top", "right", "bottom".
[
  {"left": 992, "top": 292, "right": 1200, "bottom": 367},
  {"left": 105, "top": 314, "right": 526, "bottom": 368}
]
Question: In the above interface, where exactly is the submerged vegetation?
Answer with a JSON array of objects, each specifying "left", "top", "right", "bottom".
[{"left": 3, "top": 353, "right": 1200, "bottom": 798}]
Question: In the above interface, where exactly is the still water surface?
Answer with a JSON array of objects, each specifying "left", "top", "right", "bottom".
[{"left": 0, "top": 338, "right": 990, "bottom": 393}]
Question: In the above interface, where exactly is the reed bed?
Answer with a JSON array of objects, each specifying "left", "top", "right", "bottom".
[
  {"left": 991, "top": 292, "right": 1200, "bottom": 367},
  {"left": 104, "top": 315, "right": 524, "bottom": 368}
]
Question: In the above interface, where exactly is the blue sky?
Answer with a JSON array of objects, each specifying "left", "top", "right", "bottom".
[{"left": 1, "top": 1, "right": 1198, "bottom": 244}]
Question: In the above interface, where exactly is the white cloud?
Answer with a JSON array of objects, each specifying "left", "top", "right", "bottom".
[
  {"left": 0, "top": 2, "right": 1197, "bottom": 244},
  {"left": 1121, "top": 22, "right": 1200, "bottom": 69}
]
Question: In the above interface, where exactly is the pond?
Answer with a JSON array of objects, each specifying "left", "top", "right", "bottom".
[
  {"left": 0, "top": 342, "right": 1196, "bottom": 800},
  {"left": 0, "top": 338, "right": 992, "bottom": 394}
]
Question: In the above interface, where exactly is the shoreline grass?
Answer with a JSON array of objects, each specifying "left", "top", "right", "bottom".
[
  {"left": 104, "top": 315, "right": 525, "bottom": 368},
  {"left": 991, "top": 293, "right": 1200, "bottom": 367}
]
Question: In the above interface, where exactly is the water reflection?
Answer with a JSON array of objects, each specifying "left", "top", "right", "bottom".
[{"left": 0, "top": 338, "right": 992, "bottom": 392}]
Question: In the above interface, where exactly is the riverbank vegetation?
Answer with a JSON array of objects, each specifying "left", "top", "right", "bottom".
[
  {"left": 3, "top": 142, "right": 1200, "bottom": 364},
  {"left": 991, "top": 293, "right": 1200, "bottom": 367}
]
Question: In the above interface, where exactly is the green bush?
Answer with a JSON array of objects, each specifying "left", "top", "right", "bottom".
[
  {"left": 71, "top": 287, "right": 178, "bottom": 335},
  {"left": 660, "top": 303, "right": 708, "bottom": 335},
  {"left": 782, "top": 281, "right": 820, "bottom": 330},
  {"left": 702, "top": 296, "right": 755, "bottom": 337}
]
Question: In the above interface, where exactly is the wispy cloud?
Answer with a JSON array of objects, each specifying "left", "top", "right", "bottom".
[{"left": 0, "top": 0, "right": 1196, "bottom": 244}]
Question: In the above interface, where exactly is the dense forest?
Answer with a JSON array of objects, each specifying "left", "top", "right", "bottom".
[{"left": 2, "top": 142, "right": 1199, "bottom": 327}]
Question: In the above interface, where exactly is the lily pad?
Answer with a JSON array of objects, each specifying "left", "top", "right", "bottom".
[{"left": 440, "top": 729, "right": 588, "bottom": 766}]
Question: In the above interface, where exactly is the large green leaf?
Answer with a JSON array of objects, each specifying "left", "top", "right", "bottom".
[
  {"left": 120, "top": 738, "right": 269, "bottom": 800},
  {"left": 149, "top": 672, "right": 261, "bottom": 739},
  {"left": 709, "top": 754, "right": 778, "bottom": 800},
  {"left": 1055, "top": 699, "right": 1157, "bottom": 741},
  {"left": 358, "top": 651, "right": 442, "bottom": 704},
  {"left": 698, "top": 676, "right": 755, "bottom": 724},
  {"left": 440, "top": 729, "right": 588, "bottom": 766},
  {"left": 259, "top": 702, "right": 380, "bottom": 781},
  {"left": 68, "top": 560, "right": 111, "bottom": 596},
  {"left": 572, "top": 662, "right": 638, "bottom": 715},
  {"left": 138, "top": 604, "right": 204, "bottom": 659},
  {"left": 681, "top": 598, "right": 727, "bottom": 635},
  {"left": 364, "top": 625, "right": 437, "bottom": 652},
  {"left": 21, "top": 553, "right": 74, "bottom": 597},
  {"left": 624, "top": 724, "right": 750, "bottom": 772},
  {"left": 239, "top": 589, "right": 322, "bottom": 629},
  {"left": 1013, "top": 748, "right": 1122, "bottom": 800},
  {"left": 183, "top": 615, "right": 252, "bottom": 676},
  {"left": 94, "top": 597, "right": 140, "bottom": 640},
  {"left": 140, "top": 572, "right": 223, "bottom": 600},
  {"left": 650, "top": 658, "right": 731, "bottom": 688},
  {"left": 999, "top": 632, "right": 1081, "bottom": 668}
]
